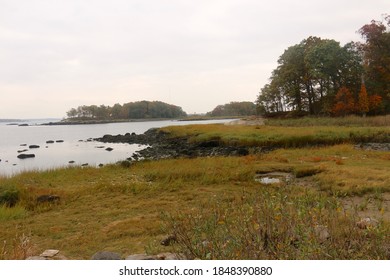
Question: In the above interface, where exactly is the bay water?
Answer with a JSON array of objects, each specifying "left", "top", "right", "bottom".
[{"left": 0, "top": 119, "right": 231, "bottom": 177}]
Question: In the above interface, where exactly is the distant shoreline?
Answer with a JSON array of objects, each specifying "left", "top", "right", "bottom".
[
  {"left": 41, "top": 116, "right": 242, "bottom": 126},
  {"left": 0, "top": 119, "right": 23, "bottom": 123}
]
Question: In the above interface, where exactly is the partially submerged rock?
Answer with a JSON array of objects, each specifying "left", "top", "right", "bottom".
[
  {"left": 17, "top": 154, "right": 35, "bottom": 159},
  {"left": 29, "top": 145, "right": 40, "bottom": 149}
]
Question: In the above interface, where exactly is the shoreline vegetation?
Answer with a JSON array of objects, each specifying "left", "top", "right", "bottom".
[
  {"left": 1, "top": 115, "right": 389, "bottom": 260},
  {"left": 41, "top": 115, "right": 241, "bottom": 126}
]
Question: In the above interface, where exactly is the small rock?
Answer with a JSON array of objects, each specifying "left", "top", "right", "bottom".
[
  {"left": 26, "top": 256, "right": 47, "bottom": 260},
  {"left": 56, "top": 140, "right": 64, "bottom": 143},
  {"left": 27, "top": 250, "right": 67, "bottom": 260},
  {"left": 161, "top": 234, "right": 177, "bottom": 246},
  {"left": 46, "top": 140, "right": 55, "bottom": 144},
  {"left": 125, "top": 254, "right": 155, "bottom": 260},
  {"left": 314, "top": 225, "right": 330, "bottom": 242},
  {"left": 105, "top": 147, "right": 114, "bottom": 152},
  {"left": 356, "top": 217, "right": 379, "bottom": 229},
  {"left": 81, "top": 163, "right": 89, "bottom": 166},
  {"left": 91, "top": 251, "right": 121, "bottom": 260},
  {"left": 17, "top": 149, "right": 28, "bottom": 153},
  {"left": 156, "top": 252, "right": 185, "bottom": 260},
  {"left": 36, "top": 195, "right": 60, "bottom": 204},
  {"left": 40, "top": 249, "right": 59, "bottom": 258},
  {"left": 68, "top": 160, "right": 75, "bottom": 164}
]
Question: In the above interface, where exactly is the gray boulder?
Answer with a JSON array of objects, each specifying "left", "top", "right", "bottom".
[{"left": 91, "top": 251, "right": 121, "bottom": 260}]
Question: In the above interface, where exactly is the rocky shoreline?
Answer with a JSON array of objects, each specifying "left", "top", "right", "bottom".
[
  {"left": 94, "top": 128, "right": 390, "bottom": 163},
  {"left": 94, "top": 128, "right": 266, "bottom": 161}
]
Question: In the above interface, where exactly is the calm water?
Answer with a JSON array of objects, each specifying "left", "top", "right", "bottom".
[{"left": 0, "top": 119, "right": 231, "bottom": 177}]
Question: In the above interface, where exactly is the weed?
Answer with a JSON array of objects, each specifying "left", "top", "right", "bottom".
[
  {"left": 164, "top": 188, "right": 389, "bottom": 259},
  {"left": 0, "top": 231, "right": 33, "bottom": 260}
]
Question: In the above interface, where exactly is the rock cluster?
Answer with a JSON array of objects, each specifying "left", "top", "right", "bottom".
[
  {"left": 355, "top": 143, "right": 390, "bottom": 151},
  {"left": 26, "top": 249, "right": 184, "bottom": 260},
  {"left": 95, "top": 128, "right": 267, "bottom": 161}
]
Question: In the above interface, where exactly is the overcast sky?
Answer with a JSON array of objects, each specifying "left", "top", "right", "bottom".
[{"left": 0, "top": 0, "right": 388, "bottom": 118}]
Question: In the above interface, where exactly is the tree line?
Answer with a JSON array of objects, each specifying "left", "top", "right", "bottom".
[
  {"left": 207, "top": 101, "right": 256, "bottom": 117},
  {"left": 66, "top": 100, "right": 187, "bottom": 120},
  {"left": 256, "top": 16, "right": 390, "bottom": 116}
]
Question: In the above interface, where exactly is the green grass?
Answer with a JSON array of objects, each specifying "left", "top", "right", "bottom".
[{"left": 0, "top": 205, "right": 27, "bottom": 221}]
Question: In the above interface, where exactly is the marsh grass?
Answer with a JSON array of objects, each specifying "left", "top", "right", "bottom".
[
  {"left": 161, "top": 123, "right": 389, "bottom": 148},
  {"left": 265, "top": 115, "right": 390, "bottom": 127},
  {"left": 0, "top": 133, "right": 389, "bottom": 259}
]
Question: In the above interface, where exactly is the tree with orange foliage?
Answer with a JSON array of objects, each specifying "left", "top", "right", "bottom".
[
  {"left": 369, "top": 94, "right": 383, "bottom": 113},
  {"left": 332, "top": 87, "right": 355, "bottom": 116},
  {"left": 358, "top": 15, "right": 390, "bottom": 112},
  {"left": 358, "top": 83, "right": 369, "bottom": 117}
]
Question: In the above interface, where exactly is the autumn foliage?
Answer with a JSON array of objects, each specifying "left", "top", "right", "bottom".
[
  {"left": 332, "top": 87, "right": 355, "bottom": 116},
  {"left": 332, "top": 84, "right": 382, "bottom": 116},
  {"left": 358, "top": 83, "right": 369, "bottom": 116},
  {"left": 257, "top": 15, "right": 390, "bottom": 116}
]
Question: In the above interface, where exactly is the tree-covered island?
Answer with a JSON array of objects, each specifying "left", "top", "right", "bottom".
[{"left": 65, "top": 100, "right": 187, "bottom": 120}]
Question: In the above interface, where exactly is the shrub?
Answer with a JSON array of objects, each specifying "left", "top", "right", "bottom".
[{"left": 0, "top": 185, "right": 20, "bottom": 207}]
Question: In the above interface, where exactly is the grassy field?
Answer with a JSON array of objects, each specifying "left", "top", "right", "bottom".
[
  {"left": 161, "top": 121, "right": 390, "bottom": 148},
  {"left": 1, "top": 116, "right": 389, "bottom": 259}
]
